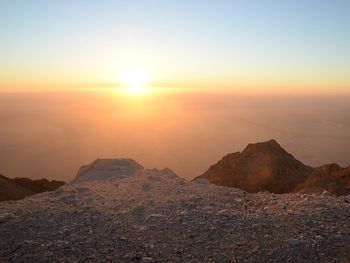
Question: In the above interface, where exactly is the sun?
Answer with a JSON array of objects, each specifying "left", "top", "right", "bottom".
[{"left": 120, "top": 67, "right": 151, "bottom": 94}]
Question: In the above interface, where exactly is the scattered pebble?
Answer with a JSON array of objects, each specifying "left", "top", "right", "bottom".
[{"left": 0, "top": 168, "right": 349, "bottom": 262}]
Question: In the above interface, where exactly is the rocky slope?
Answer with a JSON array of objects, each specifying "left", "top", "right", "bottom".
[
  {"left": 0, "top": 159, "right": 350, "bottom": 262},
  {"left": 194, "top": 140, "right": 350, "bottom": 195},
  {"left": 295, "top": 166, "right": 349, "bottom": 196},
  {"left": 0, "top": 174, "right": 65, "bottom": 202}
]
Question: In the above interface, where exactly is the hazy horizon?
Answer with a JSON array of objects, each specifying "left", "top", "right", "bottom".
[
  {"left": 1, "top": 90, "right": 349, "bottom": 181},
  {"left": 1, "top": 1, "right": 350, "bottom": 181}
]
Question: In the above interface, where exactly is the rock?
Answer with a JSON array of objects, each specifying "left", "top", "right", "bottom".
[
  {"left": 302, "top": 194, "right": 313, "bottom": 202},
  {"left": 193, "top": 139, "right": 312, "bottom": 194},
  {"left": 72, "top": 158, "right": 144, "bottom": 183},
  {"left": 322, "top": 190, "right": 331, "bottom": 196},
  {"left": 141, "top": 257, "right": 154, "bottom": 263},
  {"left": 296, "top": 169, "right": 349, "bottom": 196},
  {"left": 148, "top": 175, "right": 161, "bottom": 182},
  {"left": 0, "top": 174, "right": 65, "bottom": 202},
  {"left": 160, "top": 168, "right": 177, "bottom": 177},
  {"left": 344, "top": 196, "right": 350, "bottom": 203},
  {"left": 0, "top": 213, "right": 15, "bottom": 223},
  {"left": 179, "top": 210, "right": 189, "bottom": 216},
  {"left": 193, "top": 178, "right": 209, "bottom": 185},
  {"left": 147, "top": 214, "right": 166, "bottom": 220},
  {"left": 276, "top": 200, "right": 286, "bottom": 210},
  {"left": 193, "top": 139, "right": 350, "bottom": 196},
  {"left": 287, "top": 239, "right": 302, "bottom": 247},
  {"left": 142, "top": 182, "right": 152, "bottom": 191},
  {"left": 218, "top": 209, "right": 230, "bottom": 216},
  {"left": 164, "top": 201, "right": 176, "bottom": 211}
]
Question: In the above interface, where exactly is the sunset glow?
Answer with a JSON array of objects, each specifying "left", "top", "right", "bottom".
[
  {"left": 1, "top": 2, "right": 350, "bottom": 261},
  {"left": 1, "top": 1, "right": 349, "bottom": 93},
  {"left": 119, "top": 67, "right": 152, "bottom": 94},
  {"left": 120, "top": 67, "right": 150, "bottom": 87}
]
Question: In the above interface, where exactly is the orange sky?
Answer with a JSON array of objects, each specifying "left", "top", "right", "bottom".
[{"left": 1, "top": 1, "right": 350, "bottom": 94}]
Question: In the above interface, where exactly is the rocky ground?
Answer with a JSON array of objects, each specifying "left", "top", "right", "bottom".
[{"left": 1, "top": 168, "right": 350, "bottom": 262}]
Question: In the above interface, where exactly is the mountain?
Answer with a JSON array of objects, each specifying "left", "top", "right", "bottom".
[
  {"left": 194, "top": 139, "right": 350, "bottom": 195},
  {"left": 194, "top": 140, "right": 312, "bottom": 193},
  {"left": 1, "top": 159, "right": 350, "bottom": 262},
  {"left": 0, "top": 174, "right": 65, "bottom": 202}
]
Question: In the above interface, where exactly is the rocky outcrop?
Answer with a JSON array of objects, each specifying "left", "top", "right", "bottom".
[
  {"left": 334, "top": 165, "right": 350, "bottom": 186},
  {"left": 295, "top": 169, "right": 349, "bottom": 196},
  {"left": 194, "top": 139, "right": 350, "bottom": 195},
  {"left": 71, "top": 158, "right": 144, "bottom": 183},
  {"left": 291, "top": 166, "right": 350, "bottom": 195},
  {"left": 194, "top": 140, "right": 312, "bottom": 194},
  {"left": 0, "top": 174, "right": 65, "bottom": 202}
]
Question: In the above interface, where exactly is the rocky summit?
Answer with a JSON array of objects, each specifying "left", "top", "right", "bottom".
[
  {"left": 72, "top": 158, "right": 144, "bottom": 184},
  {"left": 194, "top": 139, "right": 350, "bottom": 195},
  {"left": 0, "top": 158, "right": 350, "bottom": 262}
]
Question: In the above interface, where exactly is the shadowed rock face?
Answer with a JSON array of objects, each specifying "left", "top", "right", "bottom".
[
  {"left": 194, "top": 140, "right": 312, "bottom": 194},
  {"left": 316, "top": 163, "right": 343, "bottom": 176},
  {"left": 194, "top": 139, "right": 350, "bottom": 195},
  {"left": 0, "top": 174, "right": 65, "bottom": 202},
  {"left": 71, "top": 158, "right": 144, "bottom": 183},
  {"left": 336, "top": 166, "right": 350, "bottom": 186},
  {"left": 296, "top": 164, "right": 350, "bottom": 195}
]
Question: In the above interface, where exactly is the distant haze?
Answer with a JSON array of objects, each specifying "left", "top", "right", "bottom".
[{"left": 0, "top": 91, "right": 349, "bottom": 181}]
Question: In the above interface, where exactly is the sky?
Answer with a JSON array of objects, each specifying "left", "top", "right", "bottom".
[{"left": 1, "top": 0, "right": 350, "bottom": 93}]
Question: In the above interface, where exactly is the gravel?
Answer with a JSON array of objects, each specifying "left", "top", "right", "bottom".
[{"left": 1, "top": 168, "right": 350, "bottom": 262}]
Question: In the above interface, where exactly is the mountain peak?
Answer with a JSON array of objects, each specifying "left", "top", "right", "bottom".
[{"left": 242, "top": 139, "right": 287, "bottom": 156}]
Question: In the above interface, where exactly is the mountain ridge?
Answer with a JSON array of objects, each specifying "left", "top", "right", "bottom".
[{"left": 0, "top": 174, "right": 65, "bottom": 202}]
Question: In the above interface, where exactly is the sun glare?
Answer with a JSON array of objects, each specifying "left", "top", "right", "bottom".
[{"left": 120, "top": 67, "right": 151, "bottom": 94}]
